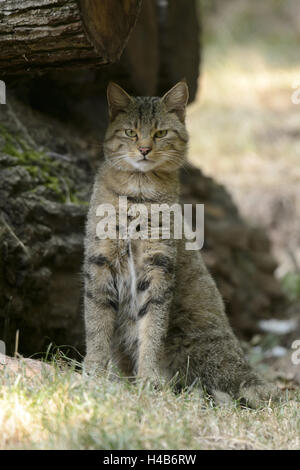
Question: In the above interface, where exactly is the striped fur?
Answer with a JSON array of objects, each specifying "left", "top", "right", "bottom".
[{"left": 83, "top": 82, "right": 278, "bottom": 407}]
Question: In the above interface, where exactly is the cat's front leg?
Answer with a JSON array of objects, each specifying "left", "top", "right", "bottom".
[
  {"left": 83, "top": 242, "right": 118, "bottom": 376},
  {"left": 136, "top": 241, "right": 175, "bottom": 384}
]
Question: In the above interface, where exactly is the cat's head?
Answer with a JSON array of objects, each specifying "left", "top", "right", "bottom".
[{"left": 103, "top": 81, "right": 189, "bottom": 173}]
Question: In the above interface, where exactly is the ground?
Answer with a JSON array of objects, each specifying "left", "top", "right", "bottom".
[{"left": 0, "top": 358, "right": 299, "bottom": 450}]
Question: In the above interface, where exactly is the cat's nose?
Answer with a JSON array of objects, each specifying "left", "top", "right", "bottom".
[{"left": 139, "top": 146, "right": 152, "bottom": 157}]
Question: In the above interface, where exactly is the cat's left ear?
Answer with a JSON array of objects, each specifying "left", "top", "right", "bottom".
[{"left": 161, "top": 81, "right": 189, "bottom": 122}]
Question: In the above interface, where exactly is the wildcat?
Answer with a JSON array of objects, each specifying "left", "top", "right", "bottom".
[{"left": 83, "top": 81, "right": 277, "bottom": 407}]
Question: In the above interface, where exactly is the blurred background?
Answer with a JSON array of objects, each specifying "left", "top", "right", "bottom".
[
  {"left": 0, "top": 0, "right": 299, "bottom": 372},
  {"left": 190, "top": 0, "right": 300, "bottom": 289}
]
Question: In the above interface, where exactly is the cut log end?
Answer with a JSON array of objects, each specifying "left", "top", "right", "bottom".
[
  {"left": 79, "top": 0, "right": 142, "bottom": 63},
  {"left": 0, "top": 0, "right": 142, "bottom": 76}
]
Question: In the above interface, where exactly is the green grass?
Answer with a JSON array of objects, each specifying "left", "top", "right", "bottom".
[
  {"left": 0, "top": 359, "right": 299, "bottom": 450},
  {"left": 0, "top": 124, "right": 86, "bottom": 204},
  {"left": 281, "top": 272, "right": 300, "bottom": 301}
]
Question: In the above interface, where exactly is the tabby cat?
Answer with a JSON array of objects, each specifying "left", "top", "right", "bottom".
[{"left": 83, "top": 81, "right": 277, "bottom": 407}]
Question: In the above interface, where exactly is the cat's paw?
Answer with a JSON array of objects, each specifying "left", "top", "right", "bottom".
[
  {"left": 212, "top": 389, "right": 234, "bottom": 406},
  {"left": 136, "top": 367, "right": 164, "bottom": 389},
  {"left": 82, "top": 356, "right": 107, "bottom": 377},
  {"left": 238, "top": 382, "right": 280, "bottom": 409}
]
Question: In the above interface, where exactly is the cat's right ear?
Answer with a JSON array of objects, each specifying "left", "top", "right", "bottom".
[
  {"left": 107, "top": 82, "right": 133, "bottom": 120},
  {"left": 161, "top": 81, "right": 189, "bottom": 122}
]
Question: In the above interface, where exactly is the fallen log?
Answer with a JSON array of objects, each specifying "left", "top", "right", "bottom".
[{"left": 0, "top": 0, "right": 142, "bottom": 75}]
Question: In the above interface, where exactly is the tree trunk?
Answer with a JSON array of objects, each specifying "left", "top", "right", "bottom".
[
  {"left": 0, "top": 0, "right": 142, "bottom": 76},
  {"left": 157, "top": 0, "right": 201, "bottom": 102},
  {"left": 0, "top": 97, "right": 91, "bottom": 357},
  {"left": 120, "top": 0, "right": 160, "bottom": 96}
]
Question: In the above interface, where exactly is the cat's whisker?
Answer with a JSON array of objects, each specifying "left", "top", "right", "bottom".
[{"left": 107, "top": 154, "right": 131, "bottom": 169}]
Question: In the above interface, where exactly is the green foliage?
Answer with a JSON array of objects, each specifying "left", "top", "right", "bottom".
[
  {"left": 281, "top": 272, "right": 300, "bottom": 301},
  {"left": 0, "top": 124, "right": 85, "bottom": 204}
]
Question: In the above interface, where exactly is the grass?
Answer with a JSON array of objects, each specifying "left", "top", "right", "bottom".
[{"left": 0, "top": 359, "right": 299, "bottom": 450}]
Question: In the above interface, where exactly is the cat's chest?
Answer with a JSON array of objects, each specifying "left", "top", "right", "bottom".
[{"left": 113, "top": 238, "right": 142, "bottom": 317}]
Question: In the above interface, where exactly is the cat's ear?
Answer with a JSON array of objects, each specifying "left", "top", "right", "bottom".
[
  {"left": 107, "top": 82, "right": 133, "bottom": 120},
  {"left": 161, "top": 81, "right": 189, "bottom": 122}
]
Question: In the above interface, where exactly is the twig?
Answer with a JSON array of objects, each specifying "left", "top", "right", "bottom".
[
  {"left": 60, "top": 177, "right": 71, "bottom": 204},
  {"left": 14, "top": 330, "right": 19, "bottom": 358},
  {"left": 45, "top": 151, "right": 71, "bottom": 162},
  {"left": 0, "top": 213, "right": 29, "bottom": 255}
]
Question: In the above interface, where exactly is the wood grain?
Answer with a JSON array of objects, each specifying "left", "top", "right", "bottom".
[{"left": 0, "top": 0, "right": 142, "bottom": 75}]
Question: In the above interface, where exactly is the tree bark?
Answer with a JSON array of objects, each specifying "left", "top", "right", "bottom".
[
  {"left": 120, "top": 0, "right": 160, "bottom": 96},
  {"left": 157, "top": 0, "right": 201, "bottom": 102},
  {"left": 0, "top": 97, "right": 91, "bottom": 357},
  {"left": 0, "top": 0, "right": 142, "bottom": 76}
]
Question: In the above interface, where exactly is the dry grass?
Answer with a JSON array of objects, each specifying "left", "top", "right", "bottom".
[
  {"left": 188, "top": 0, "right": 300, "bottom": 277},
  {"left": 0, "top": 361, "right": 299, "bottom": 450}
]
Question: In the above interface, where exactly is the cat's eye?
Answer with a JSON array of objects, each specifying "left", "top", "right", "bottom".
[
  {"left": 125, "top": 129, "right": 137, "bottom": 138},
  {"left": 155, "top": 130, "right": 168, "bottom": 138}
]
